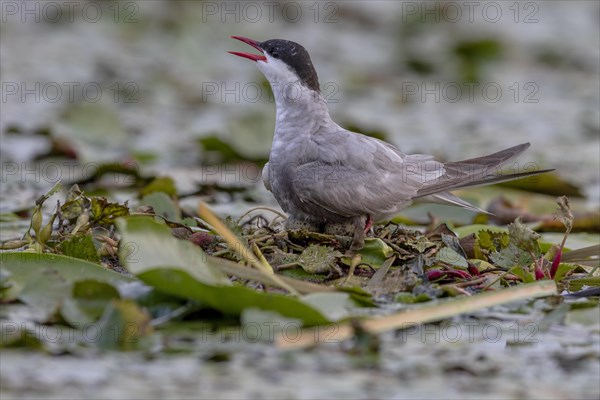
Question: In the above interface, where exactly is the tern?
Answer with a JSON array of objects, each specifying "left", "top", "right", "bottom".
[{"left": 229, "top": 36, "right": 552, "bottom": 252}]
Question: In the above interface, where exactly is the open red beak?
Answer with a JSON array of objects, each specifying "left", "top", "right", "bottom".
[{"left": 229, "top": 36, "right": 267, "bottom": 62}]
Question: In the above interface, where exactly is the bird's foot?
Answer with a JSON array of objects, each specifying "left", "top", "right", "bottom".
[
  {"left": 349, "top": 216, "right": 366, "bottom": 253},
  {"left": 342, "top": 217, "right": 368, "bottom": 283}
]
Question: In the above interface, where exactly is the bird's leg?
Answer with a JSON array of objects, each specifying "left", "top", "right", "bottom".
[
  {"left": 364, "top": 214, "right": 373, "bottom": 233},
  {"left": 343, "top": 217, "right": 365, "bottom": 283},
  {"left": 347, "top": 216, "right": 366, "bottom": 254}
]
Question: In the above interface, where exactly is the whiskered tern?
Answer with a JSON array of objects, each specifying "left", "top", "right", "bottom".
[{"left": 229, "top": 36, "right": 552, "bottom": 252}]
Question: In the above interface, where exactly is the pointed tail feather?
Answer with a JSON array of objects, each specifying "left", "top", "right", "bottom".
[
  {"left": 417, "top": 168, "right": 554, "bottom": 214},
  {"left": 444, "top": 143, "right": 531, "bottom": 172},
  {"left": 448, "top": 168, "right": 554, "bottom": 190},
  {"left": 414, "top": 142, "right": 553, "bottom": 212},
  {"left": 417, "top": 168, "right": 555, "bottom": 198}
]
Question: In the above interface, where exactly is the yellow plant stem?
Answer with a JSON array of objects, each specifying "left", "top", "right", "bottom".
[
  {"left": 277, "top": 280, "right": 557, "bottom": 349},
  {"left": 198, "top": 202, "right": 300, "bottom": 296}
]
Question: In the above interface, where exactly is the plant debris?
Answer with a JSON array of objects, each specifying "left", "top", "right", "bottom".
[{"left": 0, "top": 183, "right": 597, "bottom": 353}]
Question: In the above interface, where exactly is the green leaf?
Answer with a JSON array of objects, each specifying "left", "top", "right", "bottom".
[
  {"left": 116, "top": 216, "right": 229, "bottom": 285},
  {"left": 0, "top": 252, "right": 133, "bottom": 287},
  {"left": 1, "top": 252, "right": 133, "bottom": 322},
  {"left": 16, "top": 268, "right": 70, "bottom": 321},
  {"left": 300, "top": 292, "right": 355, "bottom": 321},
  {"left": 198, "top": 135, "right": 249, "bottom": 163},
  {"left": 406, "top": 236, "right": 437, "bottom": 254},
  {"left": 343, "top": 238, "right": 393, "bottom": 268},
  {"left": 441, "top": 233, "right": 468, "bottom": 258},
  {"left": 140, "top": 192, "right": 181, "bottom": 222},
  {"left": 540, "top": 233, "right": 600, "bottom": 253},
  {"left": 297, "top": 245, "right": 341, "bottom": 274},
  {"left": 0, "top": 252, "right": 133, "bottom": 308},
  {"left": 566, "top": 305, "right": 600, "bottom": 327},
  {"left": 509, "top": 266, "right": 535, "bottom": 283},
  {"left": 75, "top": 162, "right": 142, "bottom": 186},
  {"left": 0, "top": 326, "right": 45, "bottom": 350},
  {"left": 485, "top": 218, "right": 542, "bottom": 269},
  {"left": 138, "top": 269, "right": 330, "bottom": 326},
  {"left": 478, "top": 230, "right": 510, "bottom": 253},
  {"left": 469, "top": 259, "right": 496, "bottom": 273},
  {"left": 279, "top": 266, "right": 327, "bottom": 283},
  {"left": 58, "top": 234, "right": 101, "bottom": 263},
  {"left": 497, "top": 172, "right": 583, "bottom": 197},
  {"left": 453, "top": 38, "right": 502, "bottom": 81},
  {"left": 117, "top": 216, "right": 333, "bottom": 326},
  {"left": 568, "top": 276, "right": 600, "bottom": 292},
  {"left": 93, "top": 299, "right": 153, "bottom": 350},
  {"left": 181, "top": 217, "right": 198, "bottom": 227},
  {"left": 553, "top": 263, "right": 577, "bottom": 283},
  {"left": 140, "top": 176, "right": 177, "bottom": 198},
  {"left": 203, "top": 121, "right": 270, "bottom": 163},
  {"left": 61, "top": 185, "right": 88, "bottom": 220},
  {"left": 508, "top": 218, "right": 541, "bottom": 254},
  {"left": 60, "top": 280, "right": 121, "bottom": 326},
  {"left": 453, "top": 224, "right": 508, "bottom": 239},
  {"left": 435, "top": 247, "right": 468, "bottom": 268},
  {"left": 490, "top": 243, "right": 534, "bottom": 269},
  {"left": 339, "top": 286, "right": 377, "bottom": 307},
  {"left": 90, "top": 197, "right": 130, "bottom": 225},
  {"left": 395, "top": 292, "right": 433, "bottom": 304}
]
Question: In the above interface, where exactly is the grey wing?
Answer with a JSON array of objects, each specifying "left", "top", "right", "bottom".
[
  {"left": 262, "top": 162, "right": 271, "bottom": 192},
  {"left": 293, "top": 130, "right": 445, "bottom": 218}
]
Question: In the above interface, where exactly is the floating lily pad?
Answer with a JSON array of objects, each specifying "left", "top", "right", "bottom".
[
  {"left": 116, "top": 216, "right": 340, "bottom": 326},
  {"left": 60, "top": 280, "right": 121, "bottom": 326}
]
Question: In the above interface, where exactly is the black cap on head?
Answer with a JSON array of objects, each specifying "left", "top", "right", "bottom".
[{"left": 260, "top": 39, "right": 320, "bottom": 93}]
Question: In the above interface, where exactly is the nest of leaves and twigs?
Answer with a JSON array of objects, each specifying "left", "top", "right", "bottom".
[{"left": 1, "top": 181, "right": 598, "bottom": 351}]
